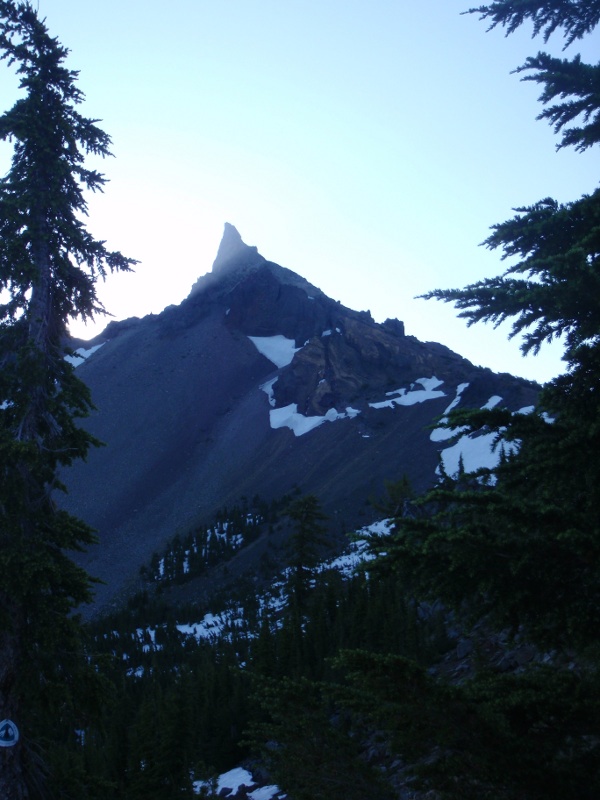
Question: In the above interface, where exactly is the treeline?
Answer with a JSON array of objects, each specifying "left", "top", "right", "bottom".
[
  {"left": 138, "top": 492, "right": 320, "bottom": 590},
  {"left": 140, "top": 495, "right": 274, "bottom": 587},
  {"left": 45, "top": 504, "right": 450, "bottom": 799},
  {"left": 35, "top": 456, "right": 600, "bottom": 799}
]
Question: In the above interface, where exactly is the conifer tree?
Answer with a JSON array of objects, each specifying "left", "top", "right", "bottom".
[
  {"left": 413, "top": 0, "right": 600, "bottom": 649},
  {"left": 284, "top": 495, "right": 328, "bottom": 615},
  {"left": 0, "top": 2, "right": 135, "bottom": 796},
  {"left": 359, "top": 1, "right": 600, "bottom": 795}
]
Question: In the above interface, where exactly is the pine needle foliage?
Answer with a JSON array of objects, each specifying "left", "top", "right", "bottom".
[
  {"left": 467, "top": 1, "right": 600, "bottom": 150},
  {"left": 467, "top": 1, "right": 600, "bottom": 47},
  {"left": 0, "top": 2, "right": 135, "bottom": 796},
  {"left": 423, "top": 191, "right": 600, "bottom": 360},
  {"left": 284, "top": 494, "right": 329, "bottom": 615},
  {"left": 356, "top": 1, "right": 600, "bottom": 796}
]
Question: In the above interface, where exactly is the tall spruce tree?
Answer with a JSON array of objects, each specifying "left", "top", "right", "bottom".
[
  {"left": 0, "top": 2, "right": 135, "bottom": 797},
  {"left": 285, "top": 495, "right": 328, "bottom": 616},
  {"left": 357, "top": 2, "right": 600, "bottom": 796},
  {"left": 408, "top": 0, "right": 600, "bottom": 648}
]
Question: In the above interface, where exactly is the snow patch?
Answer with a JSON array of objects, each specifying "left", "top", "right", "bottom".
[
  {"left": 65, "top": 343, "right": 105, "bottom": 366},
  {"left": 516, "top": 405, "right": 554, "bottom": 424},
  {"left": 249, "top": 786, "right": 281, "bottom": 800},
  {"left": 321, "top": 519, "right": 394, "bottom": 575},
  {"left": 270, "top": 404, "right": 360, "bottom": 437},
  {"left": 482, "top": 395, "right": 502, "bottom": 410},
  {"left": 430, "top": 425, "right": 468, "bottom": 443},
  {"left": 193, "top": 767, "right": 255, "bottom": 796},
  {"left": 430, "top": 383, "right": 470, "bottom": 442},
  {"left": 248, "top": 335, "right": 300, "bottom": 368},
  {"left": 370, "top": 376, "right": 445, "bottom": 409},
  {"left": 193, "top": 768, "right": 282, "bottom": 799},
  {"left": 516, "top": 405, "right": 535, "bottom": 415},
  {"left": 415, "top": 376, "right": 444, "bottom": 392},
  {"left": 442, "top": 382, "right": 469, "bottom": 416},
  {"left": 260, "top": 377, "right": 278, "bottom": 407},
  {"left": 439, "top": 431, "right": 518, "bottom": 477}
]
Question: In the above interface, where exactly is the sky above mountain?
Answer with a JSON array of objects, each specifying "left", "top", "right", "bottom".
[{"left": 1, "top": 0, "right": 597, "bottom": 383}]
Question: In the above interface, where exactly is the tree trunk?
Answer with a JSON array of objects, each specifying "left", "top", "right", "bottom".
[{"left": 1, "top": 214, "right": 50, "bottom": 797}]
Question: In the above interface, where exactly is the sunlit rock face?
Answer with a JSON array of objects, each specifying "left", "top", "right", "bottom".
[{"left": 63, "top": 224, "right": 539, "bottom": 612}]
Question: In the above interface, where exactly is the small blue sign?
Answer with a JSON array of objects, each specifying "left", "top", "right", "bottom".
[{"left": 0, "top": 719, "right": 19, "bottom": 747}]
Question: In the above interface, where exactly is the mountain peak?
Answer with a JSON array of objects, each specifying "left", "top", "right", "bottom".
[
  {"left": 189, "top": 224, "right": 320, "bottom": 304},
  {"left": 212, "top": 223, "right": 264, "bottom": 276},
  {"left": 62, "top": 221, "right": 540, "bottom": 613}
]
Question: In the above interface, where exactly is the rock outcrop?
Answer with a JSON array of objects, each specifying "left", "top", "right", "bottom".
[{"left": 62, "top": 225, "right": 539, "bottom": 613}]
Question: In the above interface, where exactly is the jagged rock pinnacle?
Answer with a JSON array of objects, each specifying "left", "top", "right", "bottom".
[{"left": 212, "top": 223, "right": 264, "bottom": 275}]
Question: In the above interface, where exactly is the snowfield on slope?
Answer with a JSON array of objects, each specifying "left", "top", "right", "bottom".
[{"left": 248, "top": 334, "right": 300, "bottom": 368}]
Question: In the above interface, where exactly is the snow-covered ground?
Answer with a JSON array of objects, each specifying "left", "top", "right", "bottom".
[
  {"left": 269, "top": 403, "right": 360, "bottom": 436},
  {"left": 252, "top": 333, "right": 529, "bottom": 479},
  {"left": 369, "top": 376, "right": 446, "bottom": 409},
  {"left": 438, "top": 430, "right": 518, "bottom": 476},
  {"left": 193, "top": 766, "right": 283, "bottom": 799},
  {"left": 70, "top": 332, "right": 531, "bottom": 483},
  {"left": 428, "top": 387, "right": 534, "bottom": 478},
  {"left": 248, "top": 335, "right": 300, "bottom": 368},
  {"left": 81, "top": 332, "right": 540, "bottom": 796},
  {"left": 65, "top": 343, "right": 105, "bottom": 365},
  {"left": 126, "top": 521, "right": 395, "bottom": 797},
  {"left": 185, "top": 524, "right": 394, "bottom": 797},
  {"left": 123, "top": 518, "right": 393, "bottom": 675},
  {"left": 252, "top": 331, "right": 453, "bottom": 436}
]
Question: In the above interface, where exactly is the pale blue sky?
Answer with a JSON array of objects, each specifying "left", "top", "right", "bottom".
[{"left": 1, "top": 1, "right": 598, "bottom": 382}]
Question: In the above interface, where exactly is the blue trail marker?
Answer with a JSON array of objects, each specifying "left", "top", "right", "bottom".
[{"left": 0, "top": 719, "right": 19, "bottom": 747}]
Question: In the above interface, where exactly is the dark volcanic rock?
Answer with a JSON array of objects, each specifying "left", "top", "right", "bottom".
[{"left": 61, "top": 225, "right": 539, "bottom": 613}]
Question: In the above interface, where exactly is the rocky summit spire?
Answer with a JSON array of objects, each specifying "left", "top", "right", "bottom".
[
  {"left": 187, "top": 223, "right": 266, "bottom": 299},
  {"left": 211, "top": 223, "right": 264, "bottom": 276}
]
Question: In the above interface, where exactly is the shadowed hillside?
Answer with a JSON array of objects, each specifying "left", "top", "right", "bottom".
[{"left": 62, "top": 224, "right": 538, "bottom": 612}]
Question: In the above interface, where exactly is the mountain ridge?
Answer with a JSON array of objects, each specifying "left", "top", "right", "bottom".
[{"left": 63, "top": 225, "right": 538, "bottom": 613}]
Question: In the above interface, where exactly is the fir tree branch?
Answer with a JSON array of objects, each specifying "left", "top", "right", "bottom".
[{"left": 466, "top": 0, "right": 600, "bottom": 47}]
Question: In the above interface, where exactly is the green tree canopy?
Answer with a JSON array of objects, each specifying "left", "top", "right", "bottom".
[
  {"left": 468, "top": 1, "right": 600, "bottom": 151},
  {"left": 424, "top": 1, "right": 600, "bottom": 421},
  {"left": 360, "top": 1, "right": 600, "bottom": 795},
  {"left": 468, "top": 1, "right": 600, "bottom": 48},
  {"left": 0, "top": 2, "right": 135, "bottom": 796},
  {"left": 285, "top": 494, "right": 328, "bottom": 614}
]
